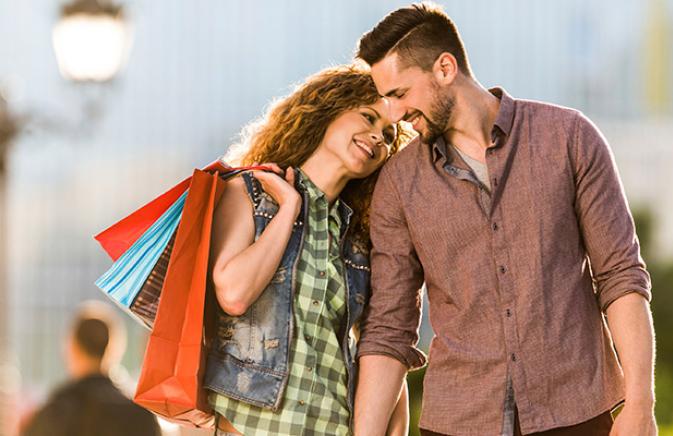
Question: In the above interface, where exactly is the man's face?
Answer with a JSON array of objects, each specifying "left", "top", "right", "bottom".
[{"left": 371, "top": 52, "right": 454, "bottom": 145}]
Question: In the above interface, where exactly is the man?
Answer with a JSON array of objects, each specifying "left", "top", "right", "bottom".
[
  {"left": 21, "top": 301, "right": 161, "bottom": 436},
  {"left": 353, "top": 3, "right": 656, "bottom": 436}
]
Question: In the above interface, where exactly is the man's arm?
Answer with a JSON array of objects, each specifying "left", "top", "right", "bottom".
[
  {"left": 355, "top": 162, "right": 426, "bottom": 436},
  {"left": 355, "top": 355, "right": 408, "bottom": 436},
  {"left": 387, "top": 379, "right": 410, "bottom": 436},
  {"left": 605, "top": 293, "right": 656, "bottom": 436},
  {"left": 570, "top": 112, "right": 651, "bottom": 311},
  {"left": 570, "top": 112, "right": 655, "bottom": 434}
]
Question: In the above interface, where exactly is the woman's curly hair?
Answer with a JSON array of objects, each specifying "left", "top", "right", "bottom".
[{"left": 226, "top": 63, "right": 411, "bottom": 249}]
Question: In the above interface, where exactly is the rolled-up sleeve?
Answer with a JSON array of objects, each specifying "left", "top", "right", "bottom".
[
  {"left": 571, "top": 112, "right": 652, "bottom": 312},
  {"left": 356, "top": 162, "right": 427, "bottom": 370}
]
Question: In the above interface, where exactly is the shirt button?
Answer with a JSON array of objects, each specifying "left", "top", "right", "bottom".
[
  {"left": 511, "top": 353, "right": 517, "bottom": 362},
  {"left": 506, "top": 309, "right": 512, "bottom": 317},
  {"left": 319, "top": 270, "right": 326, "bottom": 277},
  {"left": 299, "top": 400, "right": 305, "bottom": 406},
  {"left": 304, "top": 334, "right": 311, "bottom": 341},
  {"left": 307, "top": 367, "right": 313, "bottom": 372},
  {"left": 492, "top": 222, "right": 498, "bottom": 231},
  {"left": 312, "top": 300, "right": 320, "bottom": 306},
  {"left": 499, "top": 265, "right": 507, "bottom": 274}
]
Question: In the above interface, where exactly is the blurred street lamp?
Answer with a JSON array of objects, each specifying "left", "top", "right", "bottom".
[
  {"left": 52, "top": 0, "right": 132, "bottom": 82},
  {"left": 0, "top": 3, "right": 131, "bottom": 433}
]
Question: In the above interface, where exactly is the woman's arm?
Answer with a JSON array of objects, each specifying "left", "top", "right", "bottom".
[{"left": 210, "top": 167, "right": 301, "bottom": 316}]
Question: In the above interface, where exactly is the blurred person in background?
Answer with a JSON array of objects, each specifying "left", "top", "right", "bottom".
[
  {"left": 353, "top": 3, "right": 656, "bottom": 436},
  {"left": 205, "top": 64, "right": 410, "bottom": 435},
  {"left": 20, "top": 301, "right": 160, "bottom": 436}
]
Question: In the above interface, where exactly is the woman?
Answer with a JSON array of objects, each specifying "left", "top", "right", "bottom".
[{"left": 205, "top": 64, "right": 410, "bottom": 435}]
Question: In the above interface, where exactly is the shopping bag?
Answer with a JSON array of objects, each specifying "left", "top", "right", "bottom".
[
  {"left": 95, "top": 191, "right": 187, "bottom": 309},
  {"left": 126, "top": 167, "right": 250, "bottom": 330},
  {"left": 94, "top": 163, "right": 269, "bottom": 329},
  {"left": 133, "top": 169, "right": 223, "bottom": 428},
  {"left": 94, "top": 160, "right": 228, "bottom": 261},
  {"left": 129, "top": 232, "right": 175, "bottom": 329}
]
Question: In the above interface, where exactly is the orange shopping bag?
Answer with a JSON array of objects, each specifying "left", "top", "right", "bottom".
[{"left": 133, "top": 169, "right": 223, "bottom": 428}]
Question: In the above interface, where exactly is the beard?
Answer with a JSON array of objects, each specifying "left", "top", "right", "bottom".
[{"left": 417, "top": 84, "right": 454, "bottom": 145}]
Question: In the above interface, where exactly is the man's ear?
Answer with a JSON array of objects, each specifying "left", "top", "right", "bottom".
[{"left": 433, "top": 52, "right": 458, "bottom": 85}]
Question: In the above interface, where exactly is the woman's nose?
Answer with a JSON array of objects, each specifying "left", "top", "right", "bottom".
[{"left": 369, "top": 131, "right": 384, "bottom": 145}]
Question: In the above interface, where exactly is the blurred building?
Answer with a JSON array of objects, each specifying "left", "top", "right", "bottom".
[{"left": 0, "top": 0, "right": 671, "bottom": 434}]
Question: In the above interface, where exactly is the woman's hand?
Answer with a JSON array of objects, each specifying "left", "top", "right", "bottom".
[{"left": 253, "top": 163, "right": 301, "bottom": 220}]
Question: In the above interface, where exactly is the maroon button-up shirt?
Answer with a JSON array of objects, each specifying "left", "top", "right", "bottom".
[{"left": 357, "top": 88, "right": 651, "bottom": 435}]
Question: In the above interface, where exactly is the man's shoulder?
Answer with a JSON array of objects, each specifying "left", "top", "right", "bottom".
[
  {"left": 514, "top": 97, "right": 583, "bottom": 125},
  {"left": 384, "top": 135, "right": 425, "bottom": 174}
]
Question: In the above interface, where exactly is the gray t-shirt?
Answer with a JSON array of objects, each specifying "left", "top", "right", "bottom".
[{"left": 453, "top": 144, "right": 491, "bottom": 191}]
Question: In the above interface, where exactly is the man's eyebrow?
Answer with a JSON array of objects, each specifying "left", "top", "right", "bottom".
[
  {"left": 383, "top": 87, "right": 405, "bottom": 98},
  {"left": 383, "top": 89, "right": 399, "bottom": 98}
]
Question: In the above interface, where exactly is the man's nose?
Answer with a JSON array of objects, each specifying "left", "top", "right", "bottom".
[{"left": 388, "top": 100, "right": 406, "bottom": 123}]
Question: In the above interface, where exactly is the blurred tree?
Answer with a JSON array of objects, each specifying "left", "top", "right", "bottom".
[
  {"left": 407, "top": 367, "right": 425, "bottom": 436},
  {"left": 625, "top": 209, "right": 672, "bottom": 426}
]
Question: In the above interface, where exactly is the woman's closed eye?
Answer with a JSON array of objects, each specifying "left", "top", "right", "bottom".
[{"left": 361, "top": 111, "right": 376, "bottom": 124}]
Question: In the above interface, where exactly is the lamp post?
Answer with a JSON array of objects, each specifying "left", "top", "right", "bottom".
[
  {"left": 0, "top": 2, "right": 131, "bottom": 434},
  {"left": 53, "top": 0, "right": 132, "bottom": 83}
]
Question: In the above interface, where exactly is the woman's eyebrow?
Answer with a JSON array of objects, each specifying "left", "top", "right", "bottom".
[{"left": 363, "top": 106, "right": 381, "bottom": 119}]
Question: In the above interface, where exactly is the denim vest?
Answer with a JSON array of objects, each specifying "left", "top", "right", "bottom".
[{"left": 204, "top": 170, "right": 371, "bottom": 416}]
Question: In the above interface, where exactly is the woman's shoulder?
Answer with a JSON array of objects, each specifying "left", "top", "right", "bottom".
[
  {"left": 223, "top": 174, "right": 248, "bottom": 197},
  {"left": 218, "top": 174, "right": 255, "bottom": 214}
]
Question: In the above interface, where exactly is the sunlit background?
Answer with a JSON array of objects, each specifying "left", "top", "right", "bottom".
[{"left": 1, "top": 1, "right": 672, "bottom": 435}]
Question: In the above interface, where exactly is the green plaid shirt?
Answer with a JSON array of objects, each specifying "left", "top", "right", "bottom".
[{"left": 211, "top": 170, "right": 351, "bottom": 435}]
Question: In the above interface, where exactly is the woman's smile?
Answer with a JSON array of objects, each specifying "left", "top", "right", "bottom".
[{"left": 353, "top": 138, "right": 375, "bottom": 159}]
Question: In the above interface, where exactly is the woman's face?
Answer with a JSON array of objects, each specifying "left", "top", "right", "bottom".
[{"left": 319, "top": 98, "right": 397, "bottom": 178}]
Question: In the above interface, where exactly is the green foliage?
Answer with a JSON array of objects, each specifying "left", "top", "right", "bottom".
[
  {"left": 634, "top": 209, "right": 673, "bottom": 426},
  {"left": 657, "top": 365, "right": 673, "bottom": 427},
  {"left": 407, "top": 367, "right": 425, "bottom": 436},
  {"left": 652, "top": 261, "right": 673, "bottom": 426}
]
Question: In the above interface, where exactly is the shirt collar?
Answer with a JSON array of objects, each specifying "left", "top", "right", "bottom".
[
  {"left": 295, "top": 167, "right": 347, "bottom": 220},
  {"left": 296, "top": 168, "right": 326, "bottom": 201},
  {"left": 431, "top": 87, "right": 515, "bottom": 163},
  {"left": 489, "top": 87, "right": 515, "bottom": 139},
  {"left": 432, "top": 136, "right": 451, "bottom": 164}
]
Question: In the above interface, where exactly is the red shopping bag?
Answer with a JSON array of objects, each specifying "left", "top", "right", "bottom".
[
  {"left": 94, "top": 160, "right": 234, "bottom": 261},
  {"left": 133, "top": 169, "right": 223, "bottom": 428}
]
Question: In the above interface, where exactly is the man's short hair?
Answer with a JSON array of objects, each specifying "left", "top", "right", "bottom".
[
  {"left": 74, "top": 317, "right": 109, "bottom": 361},
  {"left": 357, "top": 2, "right": 472, "bottom": 76},
  {"left": 71, "top": 301, "right": 124, "bottom": 362}
]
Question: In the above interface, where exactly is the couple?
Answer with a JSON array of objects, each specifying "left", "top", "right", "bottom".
[{"left": 205, "top": 4, "right": 656, "bottom": 436}]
